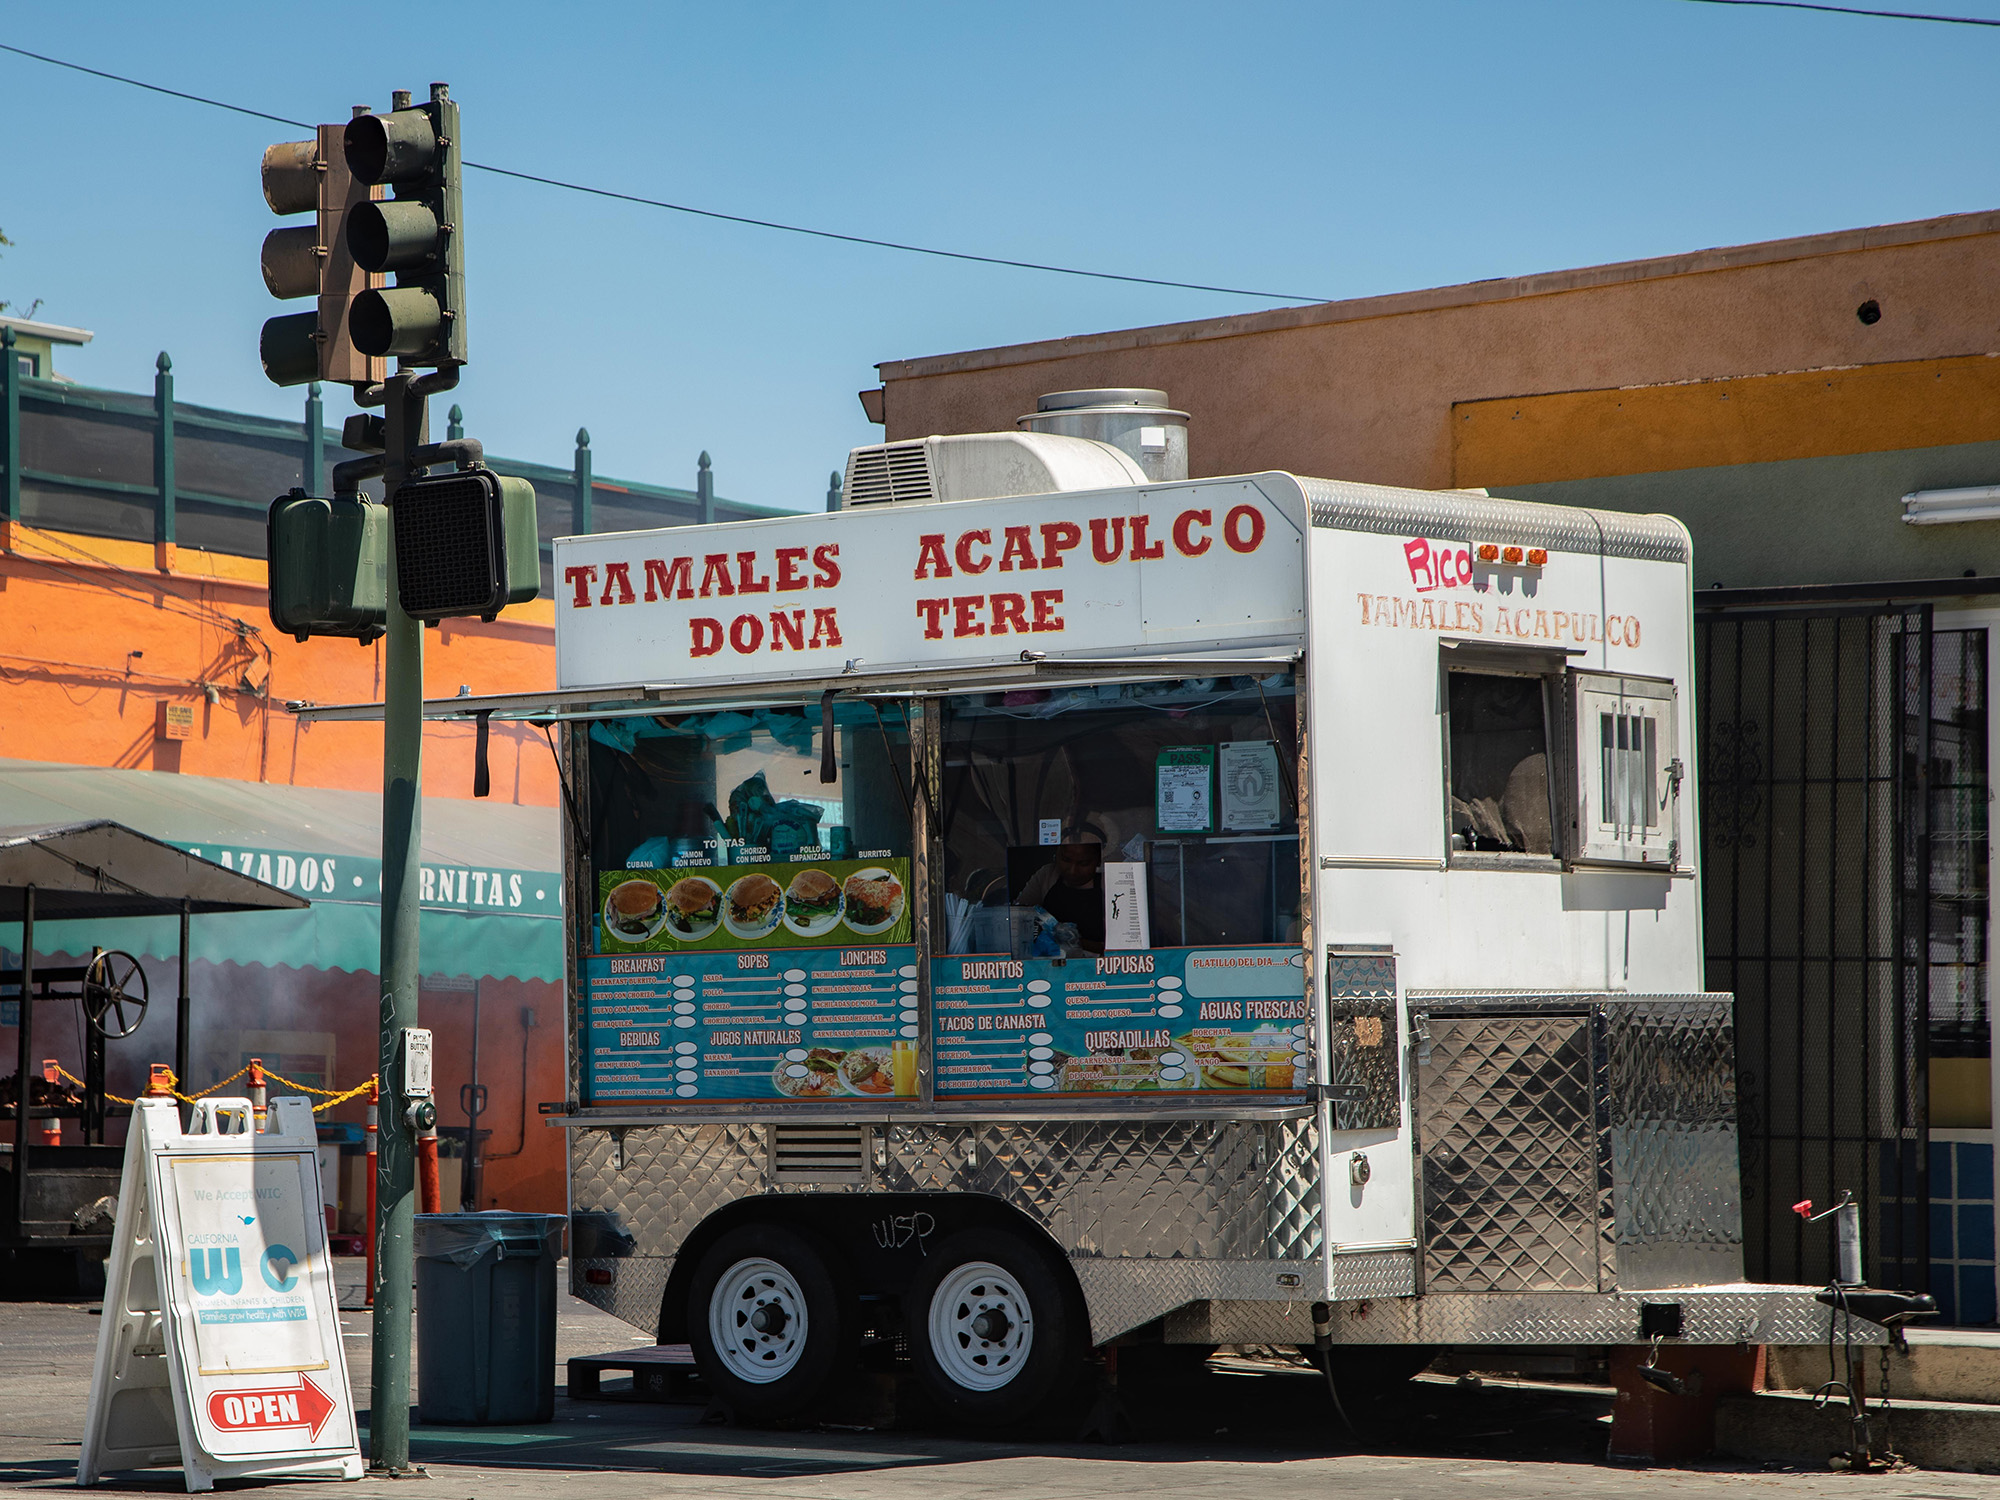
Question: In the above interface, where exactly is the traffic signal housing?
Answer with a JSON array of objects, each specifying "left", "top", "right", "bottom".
[
  {"left": 344, "top": 84, "right": 465, "bottom": 367},
  {"left": 391, "top": 469, "right": 537, "bottom": 623},
  {"left": 267, "top": 490, "right": 390, "bottom": 642},
  {"left": 258, "top": 125, "right": 388, "bottom": 387}
]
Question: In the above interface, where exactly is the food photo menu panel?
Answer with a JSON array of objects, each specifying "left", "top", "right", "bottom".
[
  {"left": 928, "top": 946, "right": 1311, "bottom": 1099},
  {"left": 596, "top": 858, "right": 912, "bottom": 952},
  {"left": 584, "top": 855, "right": 918, "bottom": 1102}
]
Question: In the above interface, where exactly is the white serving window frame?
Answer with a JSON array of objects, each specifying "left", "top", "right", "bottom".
[{"left": 1567, "top": 670, "right": 1680, "bottom": 868}]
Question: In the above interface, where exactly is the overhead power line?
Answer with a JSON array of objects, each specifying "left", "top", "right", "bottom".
[
  {"left": 0, "top": 39, "right": 1327, "bottom": 304},
  {"left": 1671, "top": 0, "right": 2000, "bottom": 25}
]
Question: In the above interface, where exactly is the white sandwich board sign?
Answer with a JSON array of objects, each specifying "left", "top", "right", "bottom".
[{"left": 79, "top": 1095, "right": 362, "bottom": 1490}]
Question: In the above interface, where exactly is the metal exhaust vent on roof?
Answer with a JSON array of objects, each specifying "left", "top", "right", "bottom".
[
  {"left": 840, "top": 431, "right": 1147, "bottom": 508},
  {"left": 770, "top": 1122, "right": 867, "bottom": 1183}
]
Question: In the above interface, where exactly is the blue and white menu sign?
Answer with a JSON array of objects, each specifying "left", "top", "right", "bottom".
[
  {"left": 929, "top": 946, "right": 1310, "bottom": 1098},
  {"left": 585, "top": 945, "right": 920, "bottom": 1102}
]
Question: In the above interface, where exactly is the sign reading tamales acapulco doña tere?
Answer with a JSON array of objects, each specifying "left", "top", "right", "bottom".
[{"left": 79, "top": 1096, "right": 361, "bottom": 1492}]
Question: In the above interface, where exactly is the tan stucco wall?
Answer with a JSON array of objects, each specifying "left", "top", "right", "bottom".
[{"left": 877, "top": 212, "right": 2000, "bottom": 492}]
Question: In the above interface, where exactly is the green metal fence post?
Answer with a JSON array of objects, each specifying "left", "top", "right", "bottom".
[
  {"left": 305, "top": 382, "right": 324, "bottom": 496},
  {"left": 573, "top": 427, "right": 593, "bottom": 534},
  {"left": 447, "top": 403, "right": 463, "bottom": 441},
  {"left": 1, "top": 328, "right": 18, "bottom": 543},
  {"left": 698, "top": 450, "right": 714, "bottom": 525},
  {"left": 826, "top": 469, "right": 841, "bottom": 513},
  {"left": 153, "top": 352, "right": 176, "bottom": 567}
]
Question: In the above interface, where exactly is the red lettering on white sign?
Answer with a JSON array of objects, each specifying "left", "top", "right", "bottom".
[
  {"left": 1224, "top": 505, "right": 1265, "bottom": 554},
  {"left": 1173, "top": 509, "right": 1211, "bottom": 557}
]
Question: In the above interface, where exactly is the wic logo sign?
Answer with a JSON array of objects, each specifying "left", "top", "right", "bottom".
[{"left": 190, "top": 1244, "right": 303, "bottom": 1296}]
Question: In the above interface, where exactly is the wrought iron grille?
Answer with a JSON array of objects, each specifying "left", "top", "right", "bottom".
[
  {"left": 1925, "top": 631, "right": 1989, "bottom": 1061},
  {"left": 1696, "top": 605, "right": 1934, "bottom": 1290}
]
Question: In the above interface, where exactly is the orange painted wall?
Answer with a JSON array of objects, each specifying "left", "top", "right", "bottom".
[
  {"left": 0, "top": 524, "right": 557, "bottom": 805},
  {"left": 0, "top": 524, "right": 569, "bottom": 1211}
]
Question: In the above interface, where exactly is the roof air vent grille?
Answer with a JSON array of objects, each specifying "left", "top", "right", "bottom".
[{"left": 843, "top": 441, "right": 934, "bottom": 508}]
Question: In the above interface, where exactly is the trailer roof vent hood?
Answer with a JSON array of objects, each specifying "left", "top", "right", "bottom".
[
  {"left": 841, "top": 428, "right": 1146, "bottom": 509},
  {"left": 1018, "top": 388, "right": 1189, "bottom": 483}
]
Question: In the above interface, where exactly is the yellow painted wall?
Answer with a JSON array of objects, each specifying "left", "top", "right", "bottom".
[{"left": 1452, "top": 355, "right": 2000, "bottom": 489}]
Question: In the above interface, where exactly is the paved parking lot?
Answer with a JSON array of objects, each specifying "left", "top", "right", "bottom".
[{"left": 2, "top": 1273, "right": 1987, "bottom": 1500}]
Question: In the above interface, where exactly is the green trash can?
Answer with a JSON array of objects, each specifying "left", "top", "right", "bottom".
[{"left": 414, "top": 1212, "right": 565, "bottom": 1424}]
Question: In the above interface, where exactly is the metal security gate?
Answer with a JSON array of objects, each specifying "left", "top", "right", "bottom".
[{"left": 1696, "top": 605, "right": 1932, "bottom": 1290}]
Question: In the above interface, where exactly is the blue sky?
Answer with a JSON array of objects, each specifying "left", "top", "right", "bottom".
[{"left": 4, "top": 2, "right": 1996, "bottom": 514}]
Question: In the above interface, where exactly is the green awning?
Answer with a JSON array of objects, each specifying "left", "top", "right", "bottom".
[{"left": 0, "top": 760, "right": 564, "bottom": 984}]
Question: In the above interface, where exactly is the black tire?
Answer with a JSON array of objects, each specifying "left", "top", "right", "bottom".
[
  {"left": 686, "top": 1223, "right": 855, "bottom": 1419},
  {"left": 905, "top": 1228, "right": 1079, "bottom": 1427}
]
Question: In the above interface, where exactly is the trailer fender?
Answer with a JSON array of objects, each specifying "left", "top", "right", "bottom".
[{"left": 657, "top": 1192, "right": 1085, "bottom": 1344}]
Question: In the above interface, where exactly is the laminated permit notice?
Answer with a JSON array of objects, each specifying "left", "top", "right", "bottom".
[
  {"left": 1220, "top": 740, "right": 1283, "bottom": 831},
  {"left": 1156, "top": 746, "right": 1215, "bottom": 832}
]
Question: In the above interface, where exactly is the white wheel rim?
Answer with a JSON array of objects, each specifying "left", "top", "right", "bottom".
[
  {"left": 928, "top": 1260, "right": 1034, "bottom": 1391},
  {"left": 708, "top": 1257, "right": 810, "bottom": 1383}
]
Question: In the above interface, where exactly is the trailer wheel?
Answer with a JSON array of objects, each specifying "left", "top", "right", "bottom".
[
  {"left": 687, "top": 1224, "right": 854, "bottom": 1418},
  {"left": 906, "top": 1229, "right": 1076, "bottom": 1426}
]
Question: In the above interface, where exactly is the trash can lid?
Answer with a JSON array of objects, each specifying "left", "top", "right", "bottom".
[{"left": 413, "top": 1211, "right": 567, "bottom": 1266}]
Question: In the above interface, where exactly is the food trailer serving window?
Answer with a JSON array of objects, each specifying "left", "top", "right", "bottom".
[
  {"left": 579, "top": 700, "right": 917, "bottom": 1105},
  {"left": 1438, "top": 638, "right": 1575, "bottom": 866},
  {"left": 931, "top": 672, "right": 1309, "bottom": 1101}
]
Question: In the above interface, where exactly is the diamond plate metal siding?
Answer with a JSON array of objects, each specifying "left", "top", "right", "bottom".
[
  {"left": 1324, "top": 951, "right": 1401, "bottom": 1131},
  {"left": 1300, "top": 476, "right": 1689, "bottom": 563},
  {"left": 567, "top": 1123, "right": 778, "bottom": 1328},
  {"left": 1418, "top": 1015, "right": 1600, "bottom": 1292},
  {"left": 876, "top": 1118, "right": 1321, "bottom": 1260},
  {"left": 1171, "top": 1286, "right": 1882, "bottom": 1347},
  {"left": 1607, "top": 1000, "right": 1745, "bottom": 1288}
]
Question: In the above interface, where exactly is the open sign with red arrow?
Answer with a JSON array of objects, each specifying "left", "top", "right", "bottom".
[{"left": 205, "top": 1373, "right": 338, "bottom": 1442}]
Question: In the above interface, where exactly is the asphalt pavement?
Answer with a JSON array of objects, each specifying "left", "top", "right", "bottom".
[{"left": 2, "top": 1262, "right": 1989, "bottom": 1500}]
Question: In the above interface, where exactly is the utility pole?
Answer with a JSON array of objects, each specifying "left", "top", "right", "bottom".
[{"left": 371, "top": 369, "right": 426, "bottom": 1472}]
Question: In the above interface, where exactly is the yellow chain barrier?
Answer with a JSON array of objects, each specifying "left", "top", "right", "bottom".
[
  {"left": 50, "top": 1064, "right": 142, "bottom": 1107},
  {"left": 47, "top": 1064, "right": 377, "bottom": 1114},
  {"left": 265, "top": 1071, "right": 379, "bottom": 1113}
]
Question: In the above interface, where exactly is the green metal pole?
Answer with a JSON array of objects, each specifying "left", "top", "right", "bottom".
[
  {"left": 305, "top": 382, "right": 324, "bottom": 496},
  {"left": 1, "top": 328, "right": 18, "bottom": 536},
  {"left": 154, "top": 352, "right": 175, "bottom": 562},
  {"left": 370, "top": 371, "right": 426, "bottom": 1474},
  {"left": 697, "top": 450, "right": 714, "bottom": 524},
  {"left": 573, "top": 427, "right": 593, "bottom": 535},
  {"left": 826, "top": 469, "right": 841, "bottom": 513},
  {"left": 446, "top": 403, "right": 464, "bottom": 441}
]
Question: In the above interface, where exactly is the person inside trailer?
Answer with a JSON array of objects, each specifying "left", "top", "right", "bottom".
[{"left": 1014, "top": 840, "right": 1106, "bottom": 956}]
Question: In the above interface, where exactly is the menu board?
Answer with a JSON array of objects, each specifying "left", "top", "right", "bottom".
[
  {"left": 583, "top": 944, "right": 919, "bottom": 1101},
  {"left": 929, "top": 946, "right": 1310, "bottom": 1098},
  {"left": 596, "top": 857, "right": 912, "bottom": 952}
]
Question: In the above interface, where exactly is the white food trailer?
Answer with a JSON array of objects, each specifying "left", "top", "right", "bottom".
[{"left": 405, "top": 408, "right": 1904, "bottom": 1426}]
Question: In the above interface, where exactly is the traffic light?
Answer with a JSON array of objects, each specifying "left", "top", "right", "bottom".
[
  {"left": 258, "top": 124, "right": 388, "bottom": 387},
  {"left": 343, "top": 84, "right": 465, "bottom": 367},
  {"left": 267, "top": 490, "right": 390, "bottom": 642},
  {"left": 391, "top": 469, "right": 538, "bottom": 624}
]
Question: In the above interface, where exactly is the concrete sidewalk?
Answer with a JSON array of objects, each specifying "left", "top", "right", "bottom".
[{"left": 3, "top": 1271, "right": 1992, "bottom": 1499}]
